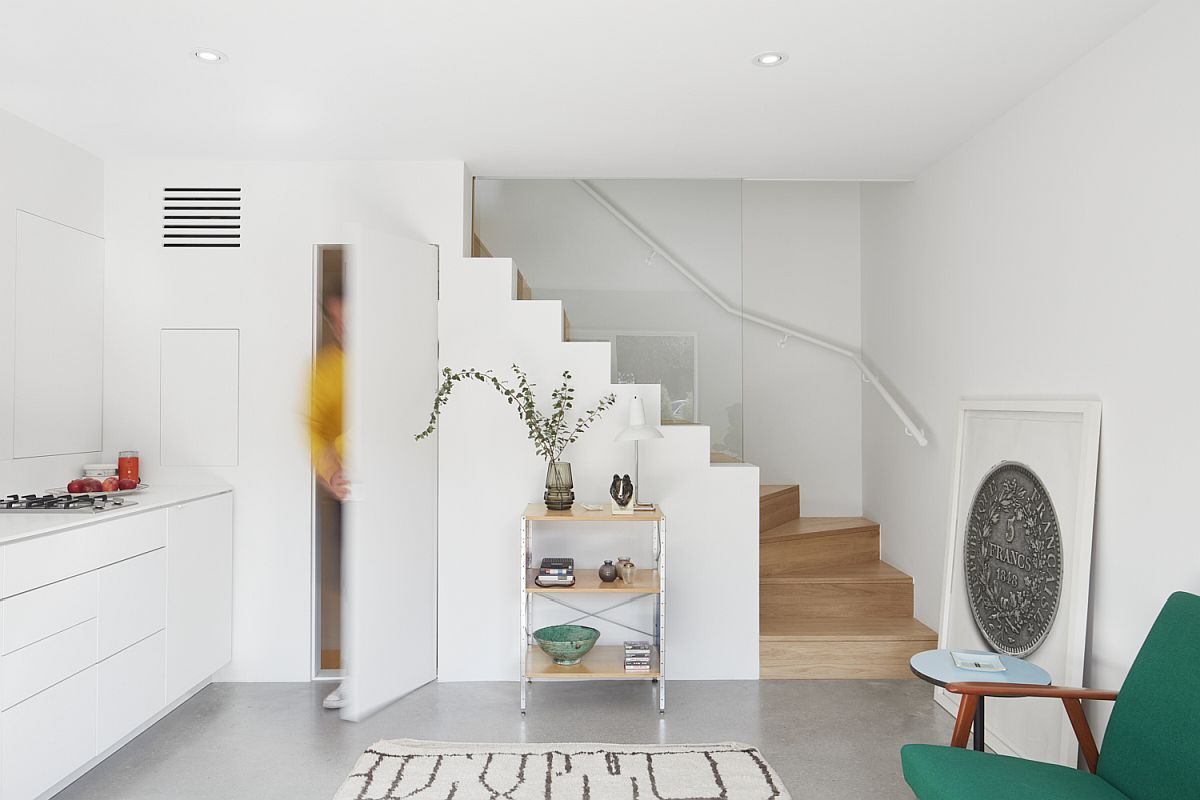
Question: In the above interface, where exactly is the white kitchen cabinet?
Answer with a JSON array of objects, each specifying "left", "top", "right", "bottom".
[
  {"left": 166, "top": 492, "right": 234, "bottom": 699},
  {"left": 0, "top": 665, "right": 98, "bottom": 800},
  {"left": 0, "top": 487, "right": 232, "bottom": 800},
  {"left": 0, "top": 570, "right": 97, "bottom": 656},
  {"left": 0, "top": 509, "right": 166, "bottom": 599},
  {"left": 98, "top": 548, "right": 166, "bottom": 660},
  {"left": 0, "top": 619, "right": 97, "bottom": 711},
  {"left": 98, "top": 631, "right": 165, "bottom": 751}
]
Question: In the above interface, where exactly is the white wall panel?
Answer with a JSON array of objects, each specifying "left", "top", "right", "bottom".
[
  {"left": 160, "top": 329, "right": 239, "bottom": 466},
  {"left": 0, "top": 109, "right": 104, "bottom": 493},
  {"left": 12, "top": 210, "right": 104, "bottom": 458}
]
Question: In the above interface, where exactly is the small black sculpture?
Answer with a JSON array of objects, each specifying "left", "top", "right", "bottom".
[{"left": 609, "top": 473, "right": 633, "bottom": 507}]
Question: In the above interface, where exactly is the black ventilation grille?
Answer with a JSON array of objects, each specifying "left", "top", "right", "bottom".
[{"left": 162, "top": 187, "right": 241, "bottom": 247}]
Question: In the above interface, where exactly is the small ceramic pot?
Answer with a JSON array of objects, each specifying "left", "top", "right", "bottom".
[
  {"left": 598, "top": 560, "right": 618, "bottom": 582},
  {"left": 618, "top": 557, "right": 637, "bottom": 584}
]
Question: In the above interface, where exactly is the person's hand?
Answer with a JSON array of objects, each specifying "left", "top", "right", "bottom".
[
  {"left": 327, "top": 470, "right": 351, "bottom": 502},
  {"left": 317, "top": 447, "right": 350, "bottom": 501}
]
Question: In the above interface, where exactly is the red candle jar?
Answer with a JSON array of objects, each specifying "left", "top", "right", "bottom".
[{"left": 118, "top": 451, "right": 140, "bottom": 484}]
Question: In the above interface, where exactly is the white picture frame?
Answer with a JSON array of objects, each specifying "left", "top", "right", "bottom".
[
  {"left": 571, "top": 329, "right": 699, "bottom": 422},
  {"left": 936, "top": 398, "right": 1102, "bottom": 766}
]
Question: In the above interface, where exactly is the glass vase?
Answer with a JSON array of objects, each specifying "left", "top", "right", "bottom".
[{"left": 544, "top": 461, "right": 575, "bottom": 510}]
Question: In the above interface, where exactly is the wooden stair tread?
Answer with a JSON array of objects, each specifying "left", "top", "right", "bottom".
[
  {"left": 759, "top": 484, "right": 797, "bottom": 500},
  {"left": 759, "top": 560, "right": 911, "bottom": 584},
  {"left": 761, "top": 516, "right": 878, "bottom": 543},
  {"left": 761, "top": 616, "right": 937, "bottom": 641}
]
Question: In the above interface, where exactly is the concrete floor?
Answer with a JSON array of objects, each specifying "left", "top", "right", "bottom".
[{"left": 56, "top": 679, "right": 953, "bottom": 800}]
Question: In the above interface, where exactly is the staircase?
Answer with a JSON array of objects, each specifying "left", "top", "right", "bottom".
[{"left": 759, "top": 485, "right": 936, "bottom": 678}]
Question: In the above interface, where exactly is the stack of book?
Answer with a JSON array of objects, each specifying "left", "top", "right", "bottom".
[
  {"left": 534, "top": 557, "right": 575, "bottom": 587},
  {"left": 624, "top": 640, "right": 652, "bottom": 672}
]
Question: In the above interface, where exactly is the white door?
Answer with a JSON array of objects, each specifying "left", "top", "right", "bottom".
[{"left": 341, "top": 227, "right": 438, "bottom": 721}]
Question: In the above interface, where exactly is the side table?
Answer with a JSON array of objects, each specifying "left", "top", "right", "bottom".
[{"left": 910, "top": 648, "right": 1051, "bottom": 752}]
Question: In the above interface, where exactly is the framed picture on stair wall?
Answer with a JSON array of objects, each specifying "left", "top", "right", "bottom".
[
  {"left": 572, "top": 329, "right": 698, "bottom": 423},
  {"left": 936, "top": 398, "right": 1102, "bottom": 768}
]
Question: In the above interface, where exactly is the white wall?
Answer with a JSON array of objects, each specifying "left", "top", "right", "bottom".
[
  {"left": 103, "top": 160, "right": 468, "bottom": 681},
  {"left": 476, "top": 179, "right": 863, "bottom": 514},
  {"left": 0, "top": 109, "right": 104, "bottom": 492},
  {"left": 861, "top": 0, "right": 1200, "bottom": 740},
  {"left": 437, "top": 256, "right": 760, "bottom": 681},
  {"left": 742, "top": 181, "right": 862, "bottom": 515}
]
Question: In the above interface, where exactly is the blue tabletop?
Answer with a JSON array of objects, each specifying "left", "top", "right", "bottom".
[{"left": 909, "top": 649, "right": 1052, "bottom": 688}]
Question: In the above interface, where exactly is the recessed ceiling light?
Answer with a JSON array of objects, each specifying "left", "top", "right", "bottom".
[
  {"left": 752, "top": 52, "right": 788, "bottom": 67},
  {"left": 193, "top": 48, "right": 228, "bottom": 64}
]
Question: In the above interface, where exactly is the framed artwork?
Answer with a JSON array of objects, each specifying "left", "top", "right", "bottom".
[
  {"left": 936, "top": 398, "right": 1102, "bottom": 766},
  {"left": 573, "top": 329, "right": 698, "bottom": 423}
]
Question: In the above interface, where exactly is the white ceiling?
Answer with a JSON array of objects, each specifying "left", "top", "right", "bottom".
[{"left": 0, "top": 0, "right": 1156, "bottom": 178}]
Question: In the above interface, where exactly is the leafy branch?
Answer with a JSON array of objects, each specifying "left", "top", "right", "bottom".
[{"left": 415, "top": 365, "right": 616, "bottom": 463}]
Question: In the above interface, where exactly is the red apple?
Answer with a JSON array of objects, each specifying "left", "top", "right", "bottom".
[
  {"left": 82, "top": 478, "right": 104, "bottom": 493},
  {"left": 101, "top": 477, "right": 120, "bottom": 493},
  {"left": 67, "top": 479, "right": 88, "bottom": 494},
  {"left": 117, "top": 478, "right": 137, "bottom": 491}
]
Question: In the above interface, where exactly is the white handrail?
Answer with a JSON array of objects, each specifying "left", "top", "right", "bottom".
[{"left": 573, "top": 179, "right": 927, "bottom": 447}]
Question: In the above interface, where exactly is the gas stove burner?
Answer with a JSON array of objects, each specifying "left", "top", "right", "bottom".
[{"left": 0, "top": 492, "right": 136, "bottom": 513}]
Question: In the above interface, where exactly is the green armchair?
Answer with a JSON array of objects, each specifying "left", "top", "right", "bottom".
[{"left": 902, "top": 591, "right": 1200, "bottom": 799}]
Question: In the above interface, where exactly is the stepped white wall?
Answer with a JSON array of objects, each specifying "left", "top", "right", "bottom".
[
  {"left": 475, "top": 179, "right": 862, "bottom": 515},
  {"left": 861, "top": 0, "right": 1200, "bottom": 741},
  {"left": 437, "top": 256, "right": 760, "bottom": 681},
  {"left": 100, "top": 157, "right": 757, "bottom": 683}
]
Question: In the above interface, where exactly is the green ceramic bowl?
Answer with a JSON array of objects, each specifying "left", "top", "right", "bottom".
[{"left": 532, "top": 624, "right": 600, "bottom": 666}]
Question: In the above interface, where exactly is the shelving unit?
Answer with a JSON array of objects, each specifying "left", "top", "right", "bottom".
[{"left": 520, "top": 503, "right": 666, "bottom": 713}]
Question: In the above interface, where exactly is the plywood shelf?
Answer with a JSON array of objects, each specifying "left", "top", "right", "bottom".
[
  {"left": 525, "top": 645, "right": 660, "bottom": 679},
  {"left": 521, "top": 505, "right": 665, "bottom": 712},
  {"left": 523, "top": 504, "right": 661, "bottom": 522},
  {"left": 526, "top": 569, "right": 661, "bottom": 594}
]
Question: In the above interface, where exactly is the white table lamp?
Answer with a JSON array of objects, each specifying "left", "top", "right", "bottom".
[{"left": 615, "top": 394, "right": 664, "bottom": 507}]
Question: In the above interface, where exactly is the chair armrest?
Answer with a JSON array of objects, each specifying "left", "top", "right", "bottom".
[
  {"left": 944, "top": 682, "right": 1118, "bottom": 701},
  {"left": 944, "top": 683, "right": 1117, "bottom": 772}
]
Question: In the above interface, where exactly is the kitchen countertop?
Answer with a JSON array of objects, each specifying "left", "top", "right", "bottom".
[{"left": 0, "top": 485, "right": 232, "bottom": 546}]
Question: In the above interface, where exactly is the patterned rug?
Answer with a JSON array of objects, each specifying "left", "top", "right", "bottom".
[{"left": 334, "top": 739, "right": 790, "bottom": 800}]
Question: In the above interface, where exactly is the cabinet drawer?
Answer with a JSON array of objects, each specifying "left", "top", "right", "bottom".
[
  {"left": 98, "top": 548, "right": 166, "bottom": 659},
  {"left": 1, "top": 618, "right": 98, "bottom": 710},
  {"left": 1, "top": 509, "right": 167, "bottom": 598},
  {"left": 0, "top": 570, "right": 98, "bottom": 655},
  {"left": 0, "top": 665, "right": 98, "bottom": 800},
  {"left": 98, "top": 630, "right": 165, "bottom": 751}
]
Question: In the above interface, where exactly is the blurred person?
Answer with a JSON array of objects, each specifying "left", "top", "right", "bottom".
[{"left": 309, "top": 286, "right": 349, "bottom": 709}]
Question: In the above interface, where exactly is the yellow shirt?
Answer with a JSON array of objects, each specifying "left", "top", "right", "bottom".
[{"left": 308, "top": 345, "right": 344, "bottom": 482}]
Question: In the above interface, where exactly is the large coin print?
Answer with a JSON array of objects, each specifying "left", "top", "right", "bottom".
[{"left": 963, "top": 461, "right": 1062, "bottom": 656}]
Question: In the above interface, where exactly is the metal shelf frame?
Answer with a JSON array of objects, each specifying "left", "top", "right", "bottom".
[{"left": 519, "top": 505, "right": 666, "bottom": 714}]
